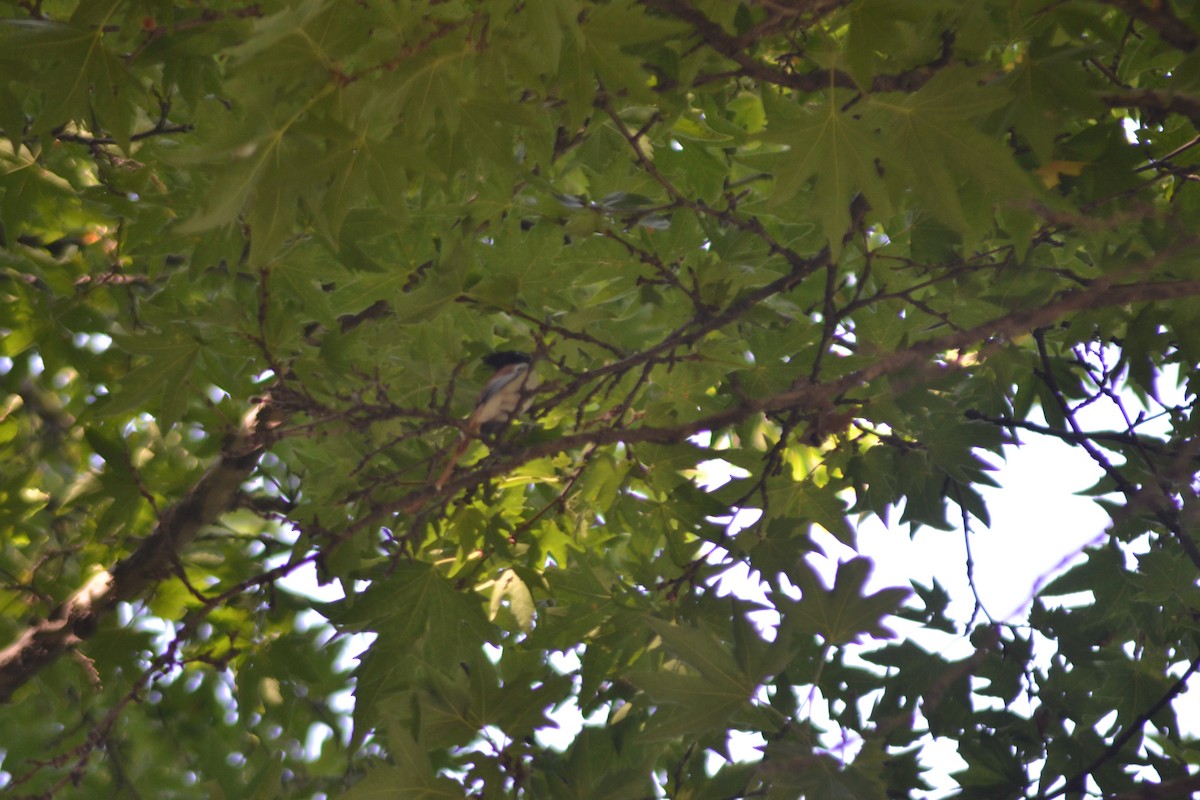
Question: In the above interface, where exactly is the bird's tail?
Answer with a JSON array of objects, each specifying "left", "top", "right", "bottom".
[{"left": 434, "top": 436, "right": 471, "bottom": 490}]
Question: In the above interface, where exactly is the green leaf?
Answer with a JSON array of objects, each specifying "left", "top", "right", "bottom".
[
  {"left": 865, "top": 66, "right": 1033, "bottom": 235},
  {"left": 625, "top": 670, "right": 745, "bottom": 742},
  {"left": 329, "top": 562, "right": 493, "bottom": 654},
  {"left": 781, "top": 557, "right": 911, "bottom": 645},
  {"left": 100, "top": 328, "right": 202, "bottom": 424},
  {"left": 753, "top": 87, "right": 889, "bottom": 253},
  {"left": 488, "top": 569, "right": 534, "bottom": 631},
  {"left": 767, "top": 478, "right": 856, "bottom": 546},
  {"left": 645, "top": 617, "right": 753, "bottom": 695},
  {"left": 4, "top": 3, "right": 1200, "bottom": 797},
  {"left": 341, "top": 733, "right": 465, "bottom": 799},
  {"left": 0, "top": 18, "right": 144, "bottom": 144}
]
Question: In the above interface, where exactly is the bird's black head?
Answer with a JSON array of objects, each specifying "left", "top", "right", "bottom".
[{"left": 482, "top": 351, "right": 532, "bottom": 369}]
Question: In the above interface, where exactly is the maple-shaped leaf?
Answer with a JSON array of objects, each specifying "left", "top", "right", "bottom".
[
  {"left": 340, "top": 729, "right": 466, "bottom": 800},
  {"left": 324, "top": 562, "right": 493, "bottom": 656},
  {"left": 0, "top": 18, "right": 145, "bottom": 147},
  {"left": 749, "top": 87, "right": 889, "bottom": 254},
  {"left": 780, "top": 556, "right": 911, "bottom": 645},
  {"left": 864, "top": 66, "right": 1034, "bottom": 236},
  {"left": 766, "top": 478, "right": 856, "bottom": 546}
]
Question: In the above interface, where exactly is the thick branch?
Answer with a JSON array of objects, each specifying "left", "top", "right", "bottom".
[
  {"left": 1100, "top": 0, "right": 1198, "bottom": 53},
  {"left": 1047, "top": 658, "right": 1200, "bottom": 800},
  {"left": 1107, "top": 774, "right": 1200, "bottom": 799},
  {"left": 640, "top": 0, "right": 947, "bottom": 94},
  {"left": 428, "top": 277, "right": 1200, "bottom": 503},
  {"left": 1104, "top": 88, "right": 1200, "bottom": 126},
  {"left": 0, "top": 395, "right": 281, "bottom": 704},
  {"left": 5, "top": 273, "right": 1198, "bottom": 701}
]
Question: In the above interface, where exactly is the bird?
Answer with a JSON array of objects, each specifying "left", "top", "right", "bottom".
[{"left": 435, "top": 351, "right": 536, "bottom": 489}]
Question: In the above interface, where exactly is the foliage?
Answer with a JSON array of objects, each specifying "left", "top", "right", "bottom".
[{"left": 1, "top": 0, "right": 1200, "bottom": 797}]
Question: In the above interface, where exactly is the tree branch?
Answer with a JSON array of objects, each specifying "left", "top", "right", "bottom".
[
  {"left": 51, "top": 123, "right": 194, "bottom": 147},
  {"left": 1099, "top": 0, "right": 1198, "bottom": 53},
  {"left": 1105, "top": 774, "right": 1200, "bottom": 800},
  {"left": 0, "top": 394, "right": 283, "bottom": 704},
  {"left": 963, "top": 410, "right": 1185, "bottom": 455},
  {"left": 425, "top": 277, "right": 1200, "bottom": 508},
  {"left": 5, "top": 272, "right": 1200, "bottom": 704},
  {"left": 1030, "top": 328, "right": 1200, "bottom": 571},
  {"left": 1103, "top": 88, "right": 1200, "bottom": 127},
  {"left": 640, "top": 0, "right": 949, "bottom": 94},
  {"left": 1046, "top": 658, "right": 1200, "bottom": 800}
]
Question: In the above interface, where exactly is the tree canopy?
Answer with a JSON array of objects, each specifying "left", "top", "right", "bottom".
[{"left": 2, "top": 0, "right": 1200, "bottom": 797}]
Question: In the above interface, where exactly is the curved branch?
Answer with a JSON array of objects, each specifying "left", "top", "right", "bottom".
[
  {"left": 1104, "top": 88, "right": 1200, "bottom": 126},
  {"left": 1044, "top": 658, "right": 1200, "bottom": 800},
  {"left": 1100, "top": 0, "right": 1198, "bottom": 53},
  {"left": 52, "top": 123, "right": 194, "bottom": 147},
  {"left": 1030, "top": 328, "right": 1200, "bottom": 571},
  {"left": 6, "top": 275, "right": 1200, "bottom": 704},
  {"left": 426, "top": 276, "right": 1200, "bottom": 505},
  {"left": 0, "top": 394, "right": 283, "bottom": 704},
  {"left": 640, "top": 0, "right": 950, "bottom": 94},
  {"left": 1106, "top": 774, "right": 1200, "bottom": 800}
]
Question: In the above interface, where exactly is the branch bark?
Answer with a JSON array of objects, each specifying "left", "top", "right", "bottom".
[
  {"left": 639, "top": 0, "right": 948, "bottom": 94},
  {"left": 5, "top": 274, "right": 1199, "bottom": 703},
  {"left": 1047, "top": 658, "right": 1200, "bottom": 800},
  {"left": 1100, "top": 0, "right": 1198, "bottom": 53},
  {"left": 0, "top": 395, "right": 282, "bottom": 704},
  {"left": 1103, "top": 88, "right": 1200, "bottom": 126},
  {"left": 1106, "top": 774, "right": 1200, "bottom": 799},
  {"left": 429, "top": 277, "right": 1200, "bottom": 503}
]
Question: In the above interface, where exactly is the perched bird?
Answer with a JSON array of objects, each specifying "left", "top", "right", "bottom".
[
  {"left": 435, "top": 351, "right": 536, "bottom": 489},
  {"left": 468, "top": 351, "right": 536, "bottom": 433}
]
